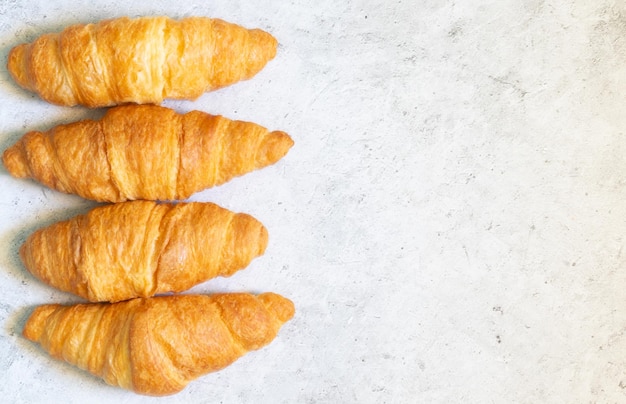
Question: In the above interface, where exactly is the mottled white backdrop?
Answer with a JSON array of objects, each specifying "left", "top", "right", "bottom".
[{"left": 1, "top": 0, "right": 626, "bottom": 403}]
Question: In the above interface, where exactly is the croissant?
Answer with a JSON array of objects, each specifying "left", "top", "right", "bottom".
[
  {"left": 8, "top": 16, "right": 278, "bottom": 107},
  {"left": 20, "top": 200, "right": 268, "bottom": 302},
  {"left": 23, "top": 292, "right": 295, "bottom": 396},
  {"left": 2, "top": 104, "right": 293, "bottom": 202}
]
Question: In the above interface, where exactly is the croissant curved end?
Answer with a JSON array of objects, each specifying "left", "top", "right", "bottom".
[
  {"left": 2, "top": 141, "right": 31, "bottom": 178},
  {"left": 235, "top": 27, "right": 278, "bottom": 79},
  {"left": 256, "top": 131, "right": 294, "bottom": 168},
  {"left": 257, "top": 223, "right": 270, "bottom": 256},
  {"left": 18, "top": 240, "right": 29, "bottom": 269},
  {"left": 249, "top": 28, "right": 278, "bottom": 64},
  {"left": 22, "top": 304, "right": 58, "bottom": 342},
  {"left": 7, "top": 44, "right": 33, "bottom": 91},
  {"left": 219, "top": 214, "right": 269, "bottom": 277},
  {"left": 259, "top": 292, "right": 295, "bottom": 323}
]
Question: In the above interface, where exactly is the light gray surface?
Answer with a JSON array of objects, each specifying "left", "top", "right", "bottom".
[{"left": 0, "top": 0, "right": 625, "bottom": 402}]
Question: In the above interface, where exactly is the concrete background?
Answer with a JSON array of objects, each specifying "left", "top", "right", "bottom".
[{"left": 1, "top": 0, "right": 626, "bottom": 402}]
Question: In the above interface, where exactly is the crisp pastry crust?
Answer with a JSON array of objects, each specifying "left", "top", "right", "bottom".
[
  {"left": 2, "top": 104, "right": 293, "bottom": 202},
  {"left": 20, "top": 201, "right": 269, "bottom": 302},
  {"left": 7, "top": 16, "right": 278, "bottom": 107},
  {"left": 23, "top": 293, "right": 295, "bottom": 396}
]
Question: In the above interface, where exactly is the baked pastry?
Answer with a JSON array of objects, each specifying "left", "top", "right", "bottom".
[
  {"left": 23, "top": 292, "right": 295, "bottom": 396},
  {"left": 8, "top": 16, "right": 278, "bottom": 107},
  {"left": 20, "top": 200, "right": 268, "bottom": 302},
  {"left": 2, "top": 104, "right": 293, "bottom": 202}
]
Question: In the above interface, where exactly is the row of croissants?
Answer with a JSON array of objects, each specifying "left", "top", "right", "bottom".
[{"left": 3, "top": 15, "right": 295, "bottom": 396}]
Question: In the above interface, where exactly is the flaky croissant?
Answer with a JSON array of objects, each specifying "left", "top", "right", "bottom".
[
  {"left": 2, "top": 104, "right": 293, "bottom": 202},
  {"left": 23, "top": 293, "right": 295, "bottom": 396},
  {"left": 8, "top": 16, "right": 278, "bottom": 107},
  {"left": 20, "top": 201, "right": 268, "bottom": 302}
]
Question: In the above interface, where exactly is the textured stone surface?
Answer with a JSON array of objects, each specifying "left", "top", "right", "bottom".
[{"left": 1, "top": 0, "right": 626, "bottom": 402}]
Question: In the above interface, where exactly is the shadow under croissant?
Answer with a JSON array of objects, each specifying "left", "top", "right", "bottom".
[{"left": 5, "top": 305, "right": 32, "bottom": 340}]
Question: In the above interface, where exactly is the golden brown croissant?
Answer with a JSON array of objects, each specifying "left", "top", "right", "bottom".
[
  {"left": 20, "top": 200, "right": 268, "bottom": 302},
  {"left": 2, "top": 104, "right": 293, "bottom": 202},
  {"left": 8, "top": 16, "right": 278, "bottom": 107},
  {"left": 23, "top": 292, "right": 295, "bottom": 396}
]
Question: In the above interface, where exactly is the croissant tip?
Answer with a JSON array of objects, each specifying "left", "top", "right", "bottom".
[
  {"left": 273, "top": 130, "right": 294, "bottom": 158},
  {"left": 2, "top": 142, "right": 30, "bottom": 179},
  {"left": 255, "top": 130, "right": 293, "bottom": 168},
  {"left": 7, "top": 44, "right": 33, "bottom": 91},
  {"left": 18, "top": 241, "right": 27, "bottom": 262},
  {"left": 258, "top": 224, "right": 269, "bottom": 255},
  {"left": 23, "top": 305, "right": 58, "bottom": 342},
  {"left": 252, "top": 27, "right": 277, "bottom": 48},
  {"left": 273, "top": 130, "right": 294, "bottom": 145},
  {"left": 266, "top": 32, "right": 279, "bottom": 60},
  {"left": 259, "top": 293, "right": 295, "bottom": 323}
]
